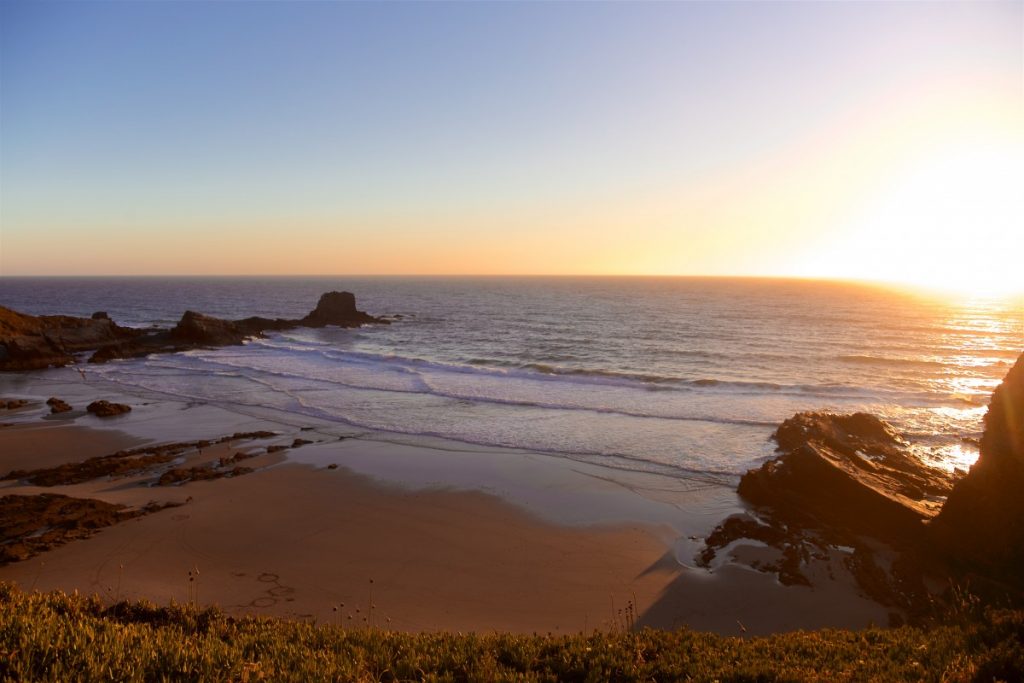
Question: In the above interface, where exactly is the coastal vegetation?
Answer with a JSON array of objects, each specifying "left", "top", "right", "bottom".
[{"left": 1, "top": 582, "right": 1021, "bottom": 682}]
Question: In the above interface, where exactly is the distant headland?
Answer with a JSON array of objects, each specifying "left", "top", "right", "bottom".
[{"left": 0, "top": 291, "right": 386, "bottom": 370}]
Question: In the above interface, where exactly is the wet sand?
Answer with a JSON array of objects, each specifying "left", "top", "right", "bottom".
[{"left": 0, "top": 377, "right": 891, "bottom": 635}]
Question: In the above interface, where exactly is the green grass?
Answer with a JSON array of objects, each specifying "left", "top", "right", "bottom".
[{"left": 0, "top": 583, "right": 1020, "bottom": 682}]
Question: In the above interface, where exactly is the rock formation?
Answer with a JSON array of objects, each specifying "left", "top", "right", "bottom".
[
  {"left": 170, "top": 311, "right": 252, "bottom": 347},
  {"left": 1, "top": 292, "right": 386, "bottom": 369},
  {"left": 86, "top": 400, "right": 132, "bottom": 417},
  {"left": 0, "top": 494, "right": 173, "bottom": 565},
  {"left": 301, "top": 291, "right": 381, "bottom": 327},
  {"left": 0, "top": 305, "right": 144, "bottom": 370},
  {"left": 703, "top": 350, "right": 1024, "bottom": 612},
  {"left": 738, "top": 411, "right": 956, "bottom": 543},
  {"left": 930, "top": 352, "right": 1024, "bottom": 588},
  {"left": 46, "top": 397, "right": 72, "bottom": 414}
]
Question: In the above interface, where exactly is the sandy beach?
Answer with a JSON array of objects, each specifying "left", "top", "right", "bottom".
[{"left": 0, "top": 370, "right": 896, "bottom": 636}]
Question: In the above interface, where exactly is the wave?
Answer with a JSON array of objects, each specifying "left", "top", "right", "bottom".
[
  {"left": 188, "top": 340, "right": 907, "bottom": 401},
  {"left": 87, "top": 365, "right": 745, "bottom": 484},
  {"left": 114, "top": 354, "right": 779, "bottom": 427},
  {"left": 157, "top": 337, "right": 1001, "bottom": 411},
  {"left": 838, "top": 354, "right": 945, "bottom": 368}
]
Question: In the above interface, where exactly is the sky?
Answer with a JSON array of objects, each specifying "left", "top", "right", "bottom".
[{"left": 1, "top": 1, "right": 1021, "bottom": 293}]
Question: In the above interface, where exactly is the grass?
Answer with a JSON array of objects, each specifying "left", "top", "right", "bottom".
[{"left": 0, "top": 582, "right": 1021, "bottom": 682}]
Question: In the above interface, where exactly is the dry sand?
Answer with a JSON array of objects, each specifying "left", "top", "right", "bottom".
[{"left": 0, "top": 388, "right": 891, "bottom": 635}]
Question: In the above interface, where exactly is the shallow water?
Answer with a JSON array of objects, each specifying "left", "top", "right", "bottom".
[{"left": 3, "top": 276, "right": 1021, "bottom": 482}]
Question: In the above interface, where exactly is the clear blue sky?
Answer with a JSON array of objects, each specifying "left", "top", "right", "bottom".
[{"left": 1, "top": 0, "right": 1020, "bottom": 289}]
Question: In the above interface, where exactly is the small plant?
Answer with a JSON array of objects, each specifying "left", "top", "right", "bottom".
[
  {"left": 368, "top": 578, "right": 374, "bottom": 629},
  {"left": 186, "top": 566, "right": 200, "bottom": 606}
]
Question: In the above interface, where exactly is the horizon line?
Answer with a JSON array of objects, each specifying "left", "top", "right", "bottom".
[{"left": 2, "top": 273, "right": 1020, "bottom": 298}]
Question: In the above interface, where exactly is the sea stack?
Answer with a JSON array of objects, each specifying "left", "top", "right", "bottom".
[{"left": 301, "top": 291, "right": 383, "bottom": 328}]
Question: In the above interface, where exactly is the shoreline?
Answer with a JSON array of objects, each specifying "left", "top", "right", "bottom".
[{"left": 0, "top": 373, "right": 893, "bottom": 635}]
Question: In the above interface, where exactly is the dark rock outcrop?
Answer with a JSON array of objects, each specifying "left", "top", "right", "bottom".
[
  {"left": 2, "top": 432, "right": 276, "bottom": 486},
  {"left": 86, "top": 291, "right": 385, "bottom": 364},
  {"left": 738, "top": 412, "right": 956, "bottom": 543},
  {"left": 2, "top": 399, "right": 29, "bottom": 410},
  {"left": 0, "top": 305, "right": 144, "bottom": 370},
  {"left": 0, "top": 494, "right": 174, "bottom": 565},
  {"left": 46, "top": 397, "right": 72, "bottom": 414},
  {"left": 2, "top": 291, "right": 384, "bottom": 369},
  {"left": 157, "top": 464, "right": 253, "bottom": 486},
  {"left": 86, "top": 400, "right": 131, "bottom": 417},
  {"left": 170, "top": 311, "right": 250, "bottom": 346},
  {"left": 702, "top": 351, "right": 1024, "bottom": 616},
  {"left": 301, "top": 291, "right": 381, "bottom": 328},
  {"left": 931, "top": 352, "right": 1024, "bottom": 588}
]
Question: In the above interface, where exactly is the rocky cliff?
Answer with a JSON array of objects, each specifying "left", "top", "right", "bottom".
[
  {"left": 930, "top": 352, "right": 1024, "bottom": 588},
  {"left": 704, "top": 350, "right": 1024, "bottom": 612},
  {"left": 0, "top": 306, "right": 145, "bottom": 370}
]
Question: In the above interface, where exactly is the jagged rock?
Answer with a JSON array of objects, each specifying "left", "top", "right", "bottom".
[
  {"left": 46, "top": 397, "right": 72, "bottom": 414},
  {"left": 86, "top": 400, "right": 131, "bottom": 417},
  {"left": 3, "top": 432, "right": 277, "bottom": 486},
  {"left": 699, "top": 411, "right": 963, "bottom": 620},
  {"left": 2, "top": 399, "right": 29, "bottom": 410},
  {"left": 697, "top": 514, "right": 814, "bottom": 586},
  {"left": 702, "top": 353, "right": 1024, "bottom": 613},
  {"left": 0, "top": 305, "right": 144, "bottom": 370},
  {"left": 86, "top": 292, "right": 385, "bottom": 364},
  {"left": 931, "top": 352, "right": 1024, "bottom": 588},
  {"left": 0, "top": 494, "right": 173, "bottom": 565},
  {"left": 3, "top": 291, "right": 384, "bottom": 368},
  {"left": 737, "top": 412, "right": 956, "bottom": 542},
  {"left": 0, "top": 329, "right": 73, "bottom": 370},
  {"left": 170, "top": 311, "right": 249, "bottom": 346},
  {"left": 157, "top": 464, "right": 253, "bottom": 486}
]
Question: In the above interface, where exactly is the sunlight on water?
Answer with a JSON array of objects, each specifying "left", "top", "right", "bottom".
[
  {"left": 1, "top": 277, "right": 1020, "bottom": 478},
  {"left": 930, "top": 443, "right": 981, "bottom": 474}
]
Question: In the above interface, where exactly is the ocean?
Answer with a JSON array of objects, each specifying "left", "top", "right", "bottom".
[{"left": 3, "top": 276, "right": 1021, "bottom": 486}]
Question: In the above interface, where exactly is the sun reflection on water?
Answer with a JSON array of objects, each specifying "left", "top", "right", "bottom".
[{"left": 914, "top": 442, "right": 980, "bottom": 475}]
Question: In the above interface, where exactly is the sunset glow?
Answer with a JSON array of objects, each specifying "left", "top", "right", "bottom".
[
  {"left": 1, "top": 1, "right": 1021, "bottom": 296},
  {"left": 792, "top": 136, "right": 1024, "bottom": 297},
  {"left": 3, "top": 0, "right": 1024, "bottom": 650}
]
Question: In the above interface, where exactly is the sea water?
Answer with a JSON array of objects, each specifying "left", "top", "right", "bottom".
[{"left": 2, "top": 276, "right": 1021, "bottom": 486}]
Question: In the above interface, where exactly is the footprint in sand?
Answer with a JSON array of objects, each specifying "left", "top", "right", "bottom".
[{"left": 246, "top": 572, "right": 296, "bottom": 608}]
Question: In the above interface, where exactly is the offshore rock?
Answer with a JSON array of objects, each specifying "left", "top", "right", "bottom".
[
  {"left": 170, "top": 311, "right": 250, "bottom": 346},
  {"left": 86, "top": 291, "right": 385, "bottom": 364},
  {"left": 301, "top": 291, "right": 383, "bottom": 328},
  {"left": 2, "top": 291, "right": 383, "bottom": 369},
  {"left": 738, "top": 412, "right": 956, "bottom": 543},
  {"left": 931, "top": 351, "right": 1024, "bottom": 588}
]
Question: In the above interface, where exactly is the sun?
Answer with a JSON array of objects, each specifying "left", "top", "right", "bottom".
[{"left": 796, "top": 137, "right": 1024, "bottom": 299}]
